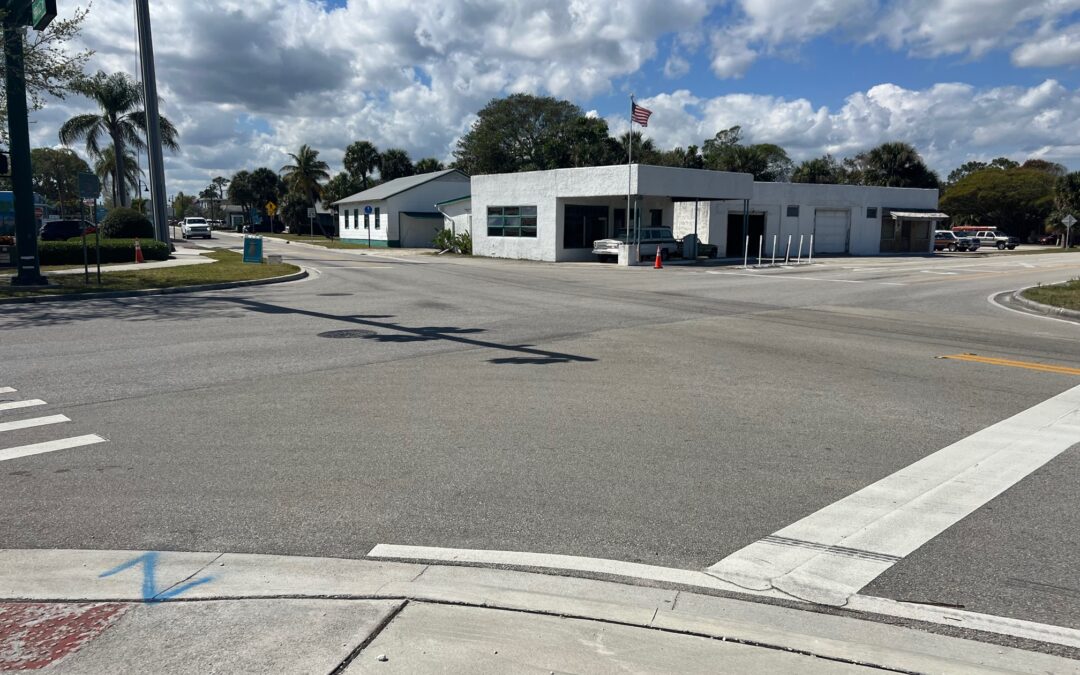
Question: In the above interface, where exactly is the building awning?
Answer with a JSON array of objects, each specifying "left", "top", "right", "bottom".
[{"left": 889, "top": 211, "right": 949, "bottom": 220}]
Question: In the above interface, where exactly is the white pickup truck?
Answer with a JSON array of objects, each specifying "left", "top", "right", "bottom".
[{"left": 180, "top": 217, "right": 212, "bottom": 240}]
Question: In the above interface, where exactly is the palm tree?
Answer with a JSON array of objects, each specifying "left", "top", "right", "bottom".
[
  {"left": 58, "top": 71, "right": 180, "bottom": 207},
  {"left": 280, "top": 144, "right": 330, "bottom": 204},
  {"left": 343, "top": 140, "right": 380, "bottom": 189},
  {"left": 379, "top": 148, "right": 414, "bottom": 181},
  {"left": 93, "top": 146, "right": 141, "bottom": 207}
]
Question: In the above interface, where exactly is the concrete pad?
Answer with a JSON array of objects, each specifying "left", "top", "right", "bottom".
[
  {"left": 414, "top": 565, "right": 678, "bottom": 610},
  {"left": 0, "top": 550, "right": 221, "bottom": 601},
  {"left": 675, "top": 592, "right": 1080, "bottom": 675},
  {"left": 344, "top": 602, "right": 877, "bottom": 674},
  {"left": 55, "top": 599, "right": 403, "bottom": 674},
  {"left": 176, "top": 553, "right": 426, "bottom": 599}
]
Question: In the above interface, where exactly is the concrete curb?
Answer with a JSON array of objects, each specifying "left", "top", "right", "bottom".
[
  {"left": 1012, "top": 284, "right": 1080, "bottom": 320},
  {"left": 0, "top": 268, "right": 308, "bottom": 305},
  {"left": 0, "top": 549, "right": 1074, "bottom": 673}
]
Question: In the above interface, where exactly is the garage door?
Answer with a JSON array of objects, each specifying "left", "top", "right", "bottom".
[
  {"left": 399, "top": 213, "right": 443, "bottom": 248},
  {"left": 814, "top": 209, "right": 849, "bottom": 253}
]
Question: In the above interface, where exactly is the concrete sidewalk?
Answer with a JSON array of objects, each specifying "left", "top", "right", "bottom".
[
  {"left": 1, "top": 550, "right": 1075, "bottom": 673},
  {"left": 3, "top": 243, "right": 215, "bottom": 278}
]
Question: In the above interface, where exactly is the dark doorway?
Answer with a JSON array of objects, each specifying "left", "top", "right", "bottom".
[
  {"left": 564, "top": 204, "right": 609, "bottom": 249},
  {"left": 727, "top": 213, "right": 765, "bottom": 257}
]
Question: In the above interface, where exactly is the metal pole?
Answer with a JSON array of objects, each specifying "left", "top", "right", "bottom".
[
  {"left": 94, "top": 198, "right": 101, "bottom": 284},
  {"left": 797, "top": 234, "right": 804, "bottom": 264},
  {"left": 771, "top": 234, "right": 777, "bottom": 266},
  {"left": 809, "top": 235, "right": 815, "bottom": 264},
  {"left": 743, "top": 236, "right": 748, "bottom": 268},
  {"left": 81, "top": 199, "right": 88, "bottom": 284},
  {"left": 692, "top": 199, "right": 698, "bottom": 259},
  {"left": 757, "top": 234, "right": 762, "bottom": 267},
  {"left": 628, "top": 95, "right": 633, "bottom": 258},
  {"left": 134, "top": 0, "right": 170, "bottom": 248},
  {"left": 4, "top": 21, "right": 46, "bottom": 286},
  {"left": 742, "top": 199, "right": 749, "bottom": 245},
  {"left": 785, "top": 234, "right": 792, "bottom": 264}
]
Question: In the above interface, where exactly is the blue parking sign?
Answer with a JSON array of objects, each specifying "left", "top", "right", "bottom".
[{"left": 242, "top": 236, "right": 263, "bottom": 263}]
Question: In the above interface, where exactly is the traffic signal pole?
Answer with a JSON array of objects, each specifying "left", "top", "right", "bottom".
[
  {"left": 134, "top": 0, "right": 169, "bottom": 247},
  {"left": 4, "top": 14, "right": 47, "bottom": 285}
]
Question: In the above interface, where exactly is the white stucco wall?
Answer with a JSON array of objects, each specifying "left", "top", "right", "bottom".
[
  {"left": 437, "top": 199, "right": 472, "bottom": 237},
  {"left": 674, "top": 182, "right": 940, "bottom": 256},
  {"left": 338, "top": 173, "right": 470, "bottom": 246}
]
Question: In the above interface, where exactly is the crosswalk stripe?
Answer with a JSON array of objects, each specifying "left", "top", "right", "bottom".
[
  {"left": 0, "top": 415, "right": 70, "bottom": 433},
  {"left": 0, "top": 399, "right": 47, "bottom": 412},
  {"left": 0, "top": 434, "right": 107, "bottom": 462},
  {"left": 0, "top": 387, "right": 15, "bottom": 394},
  {"left": 707, "top": 383, "right": 1080, "bottom": 606}
]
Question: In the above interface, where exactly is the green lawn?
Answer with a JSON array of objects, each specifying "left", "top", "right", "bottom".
[
  {"left": 0, "top": 250, "right": 299, "bottom": 299},
  {"left": 1022, "top": 279, "right": 1080, "bottom": 311},
  {"left": 259, "top": 233, "right": 372, "bottom": 249}
]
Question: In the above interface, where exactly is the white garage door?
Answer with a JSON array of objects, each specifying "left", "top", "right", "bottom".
[{"left": 814, "top": 209, "right": 849, "bottom": 253}]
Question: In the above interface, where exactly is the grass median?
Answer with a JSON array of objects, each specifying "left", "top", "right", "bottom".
[
  {"left": 1022, "top": 278, "right": 1080, "bottom": 311},
  {"left": 0, "top": 250, "right": 300, "bottom": 299}
]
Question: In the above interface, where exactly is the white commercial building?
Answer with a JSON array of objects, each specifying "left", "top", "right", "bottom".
[
  {"left": 333, "top": 169, "right": 470, "bottom": 247},
  {"left": 469, "top": 164, "right": 753, "bottom": 262},
  {"left": 672, "top": 182, "right": 944, "bottom": 258}
]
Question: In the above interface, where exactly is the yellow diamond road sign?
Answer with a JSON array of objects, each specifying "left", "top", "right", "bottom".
[{"left": 265, "top": 201, "right": 277, "bottom": 216}]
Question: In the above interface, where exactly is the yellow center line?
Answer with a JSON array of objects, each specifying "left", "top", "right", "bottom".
[{"left": 939, "top": 353, "right": 1080, "bottom": 376}]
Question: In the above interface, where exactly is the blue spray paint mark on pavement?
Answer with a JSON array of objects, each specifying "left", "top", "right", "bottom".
[{"left": 99, "top": 551, "right": 214, "bottom": 603}]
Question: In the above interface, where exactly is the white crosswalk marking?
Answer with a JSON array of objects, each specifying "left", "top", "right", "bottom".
[
  {"left": 0, "top": 435, "right": 107, "bottom": 462},
  {"left": 0, "top": 399, "right": 47, "bottom": 412},
  {"left": 707, "top": 383, "right": 1080, "bottom": 606},
  {"left": 0, "top": 415, "right": 70, "bottom": 433},
  {"left": 0, "top": 387, "right": 16, "bottom": 394}
]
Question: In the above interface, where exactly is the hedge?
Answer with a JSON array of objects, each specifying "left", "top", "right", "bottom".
[
  {"left": 38, "top": 239, "right": 170, "bottom": 265},
  {"left": 99, "top": 207, "right": 155, "bottom": 239}
]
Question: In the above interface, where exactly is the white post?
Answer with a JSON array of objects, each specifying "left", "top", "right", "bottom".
[
  {"left": 743, "top": 236, "right": 749, "bottom": 268},
  {"left": 757, "top": 234, "right": 763, "bottom": 267},
  {"left": 771, "top": 234, "right": 777, "bottom": 266},
  {"left": 809, "top": 234, "right": 815, "bottom": 264},
  {"left": 797, "top": 234, "right": 804, "bottom": 264},
  {"left": 785, "top": 234, "right": 792, "bottom": 264}
]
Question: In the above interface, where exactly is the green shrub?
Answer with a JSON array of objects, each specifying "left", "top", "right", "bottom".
[
  {"left": 99, "top": 207, "right": 154, "bottom": 239},
  {"left": 433, "top": 229, "right": 472, "bottom": 254},
  {"left": 39, "top": 239, "right": 169, "bottom": 265}
]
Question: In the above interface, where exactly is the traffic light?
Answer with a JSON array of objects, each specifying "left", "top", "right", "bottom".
[{"left": 0, "top": 152, "right": 8, "bottom": 176}]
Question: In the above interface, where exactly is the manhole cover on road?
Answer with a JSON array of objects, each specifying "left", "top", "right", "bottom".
[{"left": 318, "top": 329, "right": 376, "bottom": 339}]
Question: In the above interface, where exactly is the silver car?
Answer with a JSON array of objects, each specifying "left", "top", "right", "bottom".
[{"left": 592, "top": 228, "right": 678, "bottom": 262}]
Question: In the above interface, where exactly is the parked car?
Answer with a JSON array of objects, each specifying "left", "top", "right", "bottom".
[
  {"left": 39, "top": 219, "right": 96, "bottom": 241},
  {"left": 180, "top": 217, "right": 212, "bottom": 240},
  {"left": 592, "top": 228, "right": 679, "bottom": 262},
  {"left": 955, "top": 228, "right": 1019, "bottom": 250},
  {"left": 934, "top": 230, "right": 979, "bottom": 252},
  {"left": 1036, "top": 233, "right": 1061, "bottom": 245},
  {"left": 679, "top": 234, "right": 718, "bottom": 259}
]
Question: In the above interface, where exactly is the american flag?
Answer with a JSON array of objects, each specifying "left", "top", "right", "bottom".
[{"left": 631, "top": 102, "right": 652, "bottom": 127}]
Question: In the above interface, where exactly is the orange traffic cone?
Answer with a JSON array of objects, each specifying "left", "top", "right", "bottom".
[
  {"left": 653, "top": 246, "right": 663, "bottom": 269},
  {"left": 134, "top": 239, "right": 145, "bottom": 263}
]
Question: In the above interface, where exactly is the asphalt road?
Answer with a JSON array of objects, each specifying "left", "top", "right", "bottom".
[{"left": 2, "top": 237, "right": 1079, "bottom": 642}]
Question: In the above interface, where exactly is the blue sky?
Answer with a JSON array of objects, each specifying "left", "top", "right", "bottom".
[{"left": 32, "top": 1, "right": 1080, "bottom": 195}]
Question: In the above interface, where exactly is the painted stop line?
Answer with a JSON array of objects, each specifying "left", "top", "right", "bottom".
[{"left": 707, "top": 383, "right": 1080, "bottom": 606}]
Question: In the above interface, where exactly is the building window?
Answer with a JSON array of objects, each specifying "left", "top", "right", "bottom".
[
  {"left": 487, "top": 205, "right": 537, "bottom": 237},
  {"left": 880, "top": 220, "right": 895, "bottom": 240},
  {"left": 364, "top": 213, "right": 370, "bottom": 229},
  {"left": 650, "top": 209, "right": 663, "bottom": 227},
  {"left": 564, "top": 204, "right": 608, "bottom": 248},
  {"left": 786, "top": 205, "right": 799, "bottom": 218},
  {"left": 353, "top": 209, "right": 358, "bottom": 229},
  {"left": 867, "top": 207, "right": 878, "bottom": 219},
  {"left": 374, "top": 207, "right": 380, "bottom": 230}
]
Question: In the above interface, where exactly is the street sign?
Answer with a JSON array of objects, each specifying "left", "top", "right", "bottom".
[
  {"left": 364, "top": 205, "right": 373, "bottom": 215},
  {"left": 242, "top": 236, "right": 263, "bottom": 263},
  {"left": 1063, "top": 214, "right": 1077, "bottom": 228},
  {"left": 265, "top": 201, "right": 277, "bottom": 216},
  {"left": 307, "top": 207, "right": 317, "bottom": 219},
  {"left": 31, "top": 0, "right": 57, "bottom": 30},
  {"left": 77, "top": 172, "right": 101, "bottom": 199}
]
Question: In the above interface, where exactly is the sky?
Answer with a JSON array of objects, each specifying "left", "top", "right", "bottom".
[{"left": 26, "top": 0, "right": 1080, "bottom": 197}]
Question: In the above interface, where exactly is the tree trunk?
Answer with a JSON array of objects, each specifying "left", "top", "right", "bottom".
[{"left": 112, "top": 131, "right": 129, "bottom": 208}]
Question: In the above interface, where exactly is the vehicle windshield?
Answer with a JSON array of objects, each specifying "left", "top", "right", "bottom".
[{"left": 187, "top": 218, "right": 207, "bottom": 224}]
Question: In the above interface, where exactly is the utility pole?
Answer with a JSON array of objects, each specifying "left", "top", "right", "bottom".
[
  {"left": 4, "top": 0, "right": 48, "bottom": 285},
  {"left": 134, "top": 0, "right": 169, "bottom": 246}
]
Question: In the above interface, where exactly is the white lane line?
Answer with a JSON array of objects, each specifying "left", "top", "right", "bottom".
[
  {"left": 708, "top": 272, "right": 864, "bottom": 283},
  {"left": 368, "top": 543, "right": 1080, "bottom": 649},
  {"left": 707, "top": 383, "right": 1080, "bottom": 606},
  {"left": 366, "top": 544, "right": 786, "bottom": 597},
  {"left": 0, "top": 415, "right": 70, "bottom": 433},
  {"left": 0, "top": 387, "right": 15, "bottom": 394},
  {"left": 0, "top": 434, "right": 107, "bottom": 463},
  {"left": 0, "top": 399, "right": 47, "bottom": 412}
]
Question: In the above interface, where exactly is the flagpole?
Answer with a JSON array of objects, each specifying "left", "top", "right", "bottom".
[{"left": 628, "top": 95, "right": 633, "bottom": 256}]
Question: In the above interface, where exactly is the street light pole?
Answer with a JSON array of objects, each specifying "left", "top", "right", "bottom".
[{"left": 134, "top": 0, "right": 169, "bottom": 247}]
